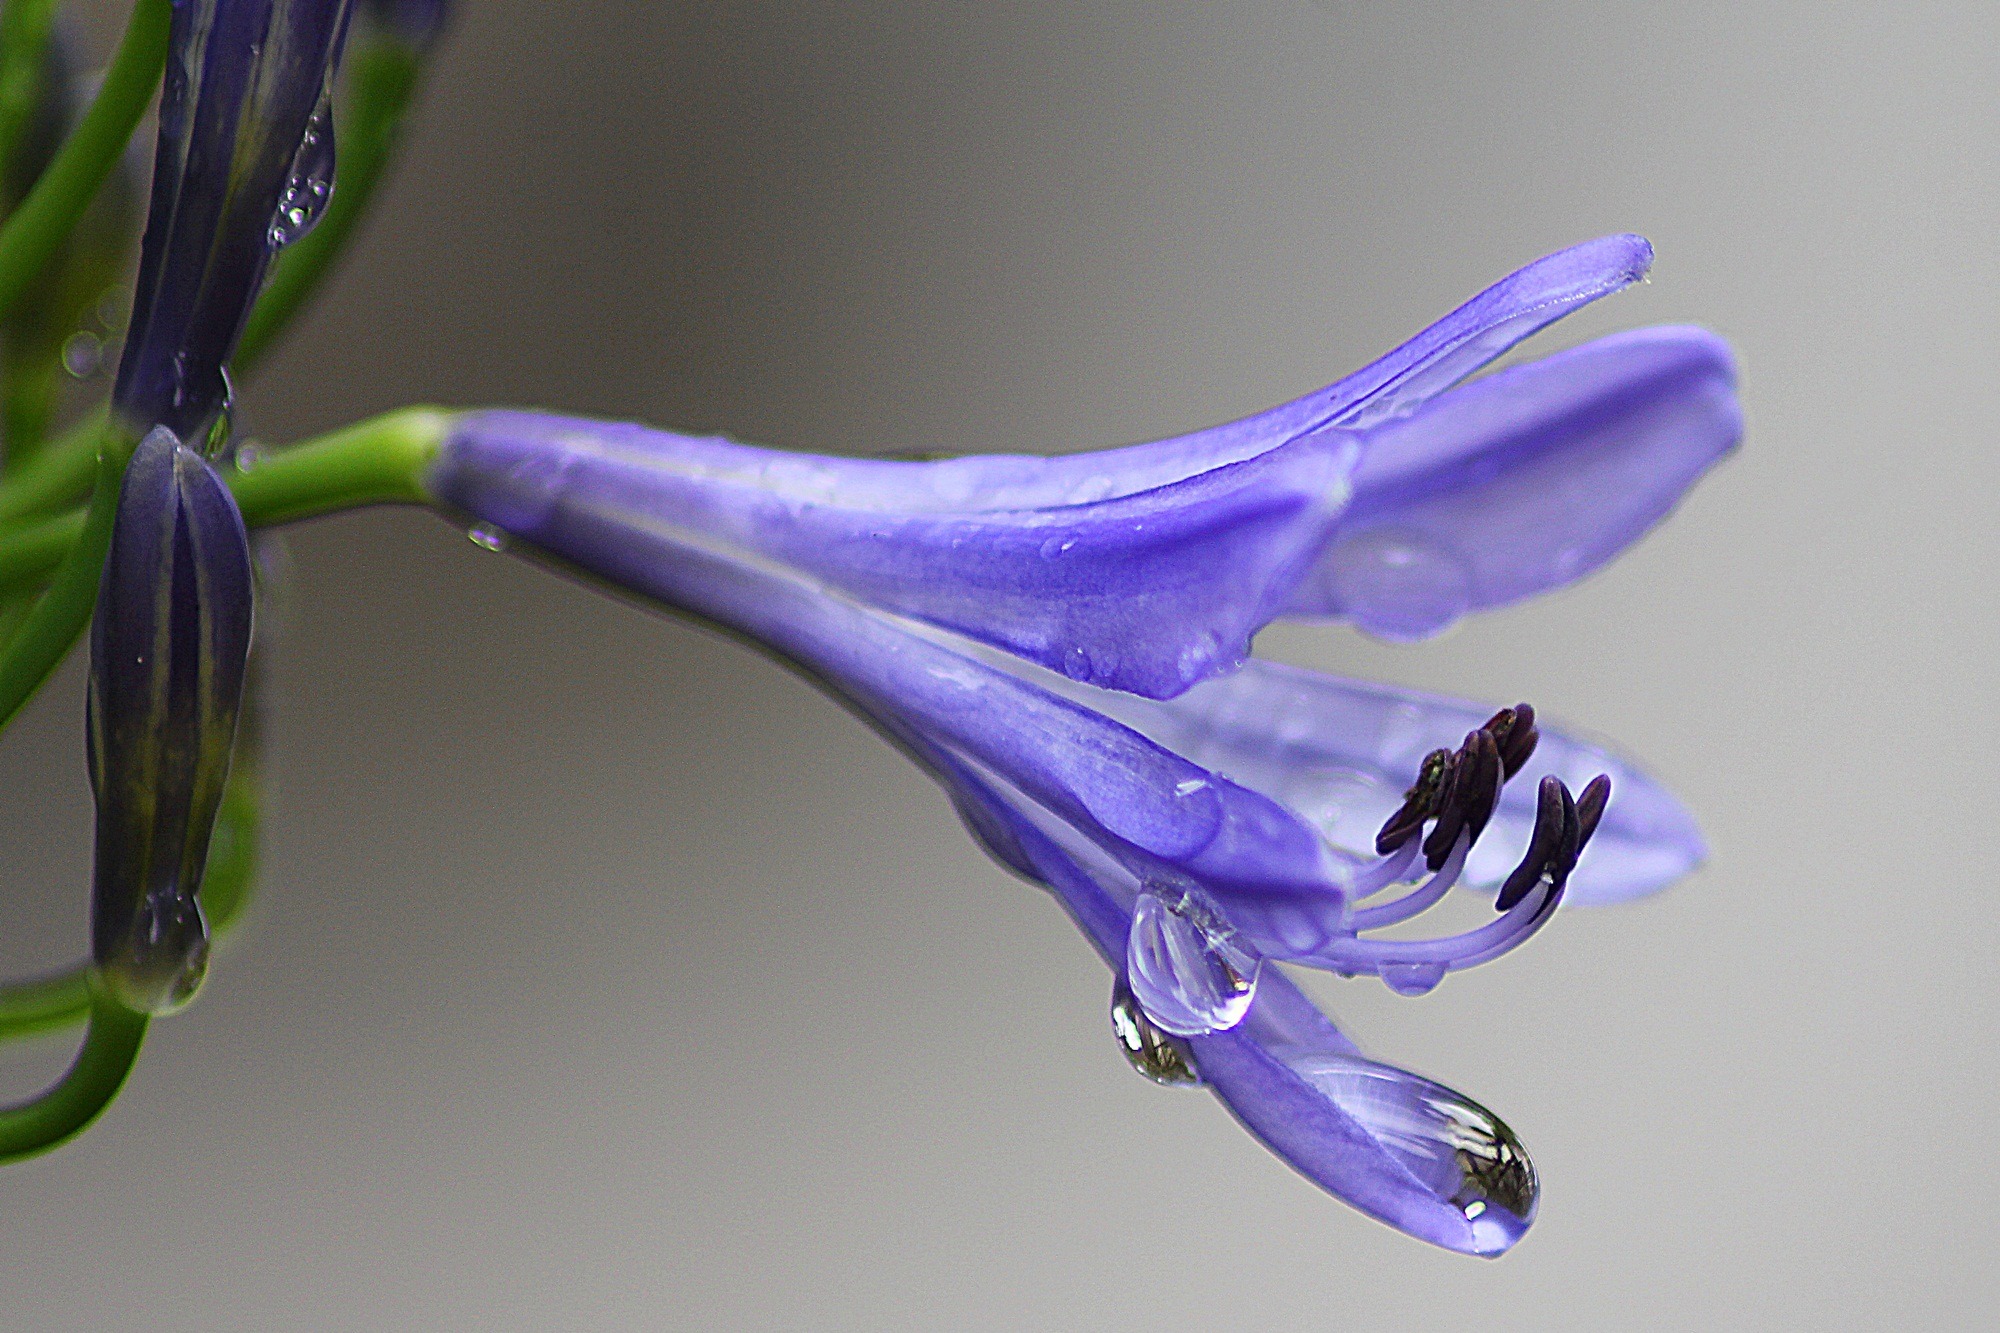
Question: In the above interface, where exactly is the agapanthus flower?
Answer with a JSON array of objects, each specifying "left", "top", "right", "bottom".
[
  {"left": 89, "top": 425, "right": 254, "bottom": 1014},
  {"left": 113, "top": 0, "right": 352, "bottom": 443},
  {"left": 424, "top": 235, "right": 1739, "bottom": 1254}
]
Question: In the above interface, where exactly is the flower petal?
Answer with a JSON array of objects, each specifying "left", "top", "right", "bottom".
[
  {"left": 1286, "top": 326, "right": 1742, "bottom": 638},
  {"left": 439, "top": 412, "right": 1355, "bottom": 699}
]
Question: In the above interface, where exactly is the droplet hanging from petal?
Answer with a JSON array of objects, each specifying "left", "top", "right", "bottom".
[
  {"left": 1126, "top": 885, "right": 1262, "bottom": 1037},
  {"left": 1109, "top": 975, "right": 1202, "bottom": 1087}
]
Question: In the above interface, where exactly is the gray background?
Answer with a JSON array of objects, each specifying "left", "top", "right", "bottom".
[{"left": 0, "top": 1, "right": 1994, "bottom": 1327}]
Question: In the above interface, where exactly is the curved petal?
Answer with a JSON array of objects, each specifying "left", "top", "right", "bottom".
[
  {"left": 1072, "top": 659, "right": 1705, "bottom": 907},
  {"left": 1286, "top": 327, "right": 1742, "bottom": 638}
]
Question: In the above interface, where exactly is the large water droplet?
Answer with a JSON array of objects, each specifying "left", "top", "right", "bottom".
[
  {"left": 1126, "top": 885, "right": 1261, "bottom": 1037},
  {"left": 466, "top": 524, "right": 507, "bottom": 552},
  {"left": 99, "top": 888, "right": 211, "bottom": 1015},
  {"left": 1323, "top": 528, "right": 1472, "bottom": 641},
  {"left": 268, "top": 96, "right": 337, "bottom": 248},
  {"left": 1062, "top": 645, "right": 1093, "bottom": 681},
  {"left": 1110, "top": 975, "right": 1202, "bottom": 1086},
  {"left": 1381, "top": 960, "right": 1447, "bottom": 996},
  {"left": 1283, "top": 1052, "right": 1537, "bottom": 1254}
]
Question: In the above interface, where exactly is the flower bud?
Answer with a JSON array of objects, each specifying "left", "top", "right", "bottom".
[
  {"left": 112, "top": 0, "right": 353, "bottom": 444},
  {"left": 89, "top": 426, "right": 254, "bottom": 1014}
]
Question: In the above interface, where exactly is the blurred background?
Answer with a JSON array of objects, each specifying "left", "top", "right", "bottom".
[{"left": 0, "top": 1, "right": 1994, "bottom": 1327}]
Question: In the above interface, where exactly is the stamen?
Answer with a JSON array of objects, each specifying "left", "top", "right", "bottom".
[
  {"left": 1458, "top": 729, "right": 1504, "bottom": 847},
  {"left": 1351, "top": 830, "right": 1468, "bottom": 930},
  {"left": 1485, "top": 702, "right": 1540, "bottom": 778},
  {"left": 1316, "top": 869, "right": 1563, "bottom": 973},
  {"left": 1350, "top": 835, "right": 1423, "bottom": 902}
]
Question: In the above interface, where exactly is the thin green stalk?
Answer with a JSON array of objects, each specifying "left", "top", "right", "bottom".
[
  {"left": 0, "top": 0, "right": 59, "bottom": 211},
  {"left": 0, "top": 424, "right": 128, "bottom": 729},
  {"left": 0, "top": 0, "right": 165, "bottom": 322},
  {"left": 236, "top": 32, "right": 424, "bottom": 372},
  {"left": 0, "top": 406, "right": 448, "bottom": 679},
  {"left": 0, "top": 988, "right": 145, "bottom": 1162}
]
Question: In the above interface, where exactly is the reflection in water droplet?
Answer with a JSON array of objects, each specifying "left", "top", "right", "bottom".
[
  {"left": 1062, "top": 645, "right": 1093, "bottom": 681},
  {"left": 1324, "top": 528, "right": 1472, "bottom": 641},
  {"left": 1127, "top": 886, "right": 1261, "bottom": 1037},
  {"left": 1110, "top": 975, "right": 1202, "bottom": 1086},
  {"left": 1381, "top": 960, "right": 1447, "bottom": 996},
  {"left": 1283, "top": 1052, "right": 1537, "bottom": 1253},
  {"left": 99, "top": 888, "right": 211, "bottom": 1016},
  {"left": 467, "top": 524, "right": 507, "bottom": 552}
]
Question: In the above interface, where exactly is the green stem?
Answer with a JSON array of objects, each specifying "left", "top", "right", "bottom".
[
  {"left": 0, "top": 0, "right": 165, "bottom": 322},
  {"left": 236, "top": 32, "right": 424, "bottom": 373},
  {"left": 0, "top": 406, "right": 449, "bottom": 687},
  {"left": 0, "top": 987, "right": 145, "bottom": 1162},
  {"left": 0, "top": 403, "right": 100, "bottom": 519},
  {"left": 0, "top": 0, "right": 60, "bottom": 213}
]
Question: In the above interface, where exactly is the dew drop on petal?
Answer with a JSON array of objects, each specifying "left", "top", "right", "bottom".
[
  {"left": 269, "top": 96, "right": 337, "bottom": 248},
  {"left": 1381, "top": 960, "right": 1447, "bottom": 996},
  {"left": 1109, "top": 974, "right": 1202, "bottom": 1087},
  {"left": 1126, "top": 886, "right": 1261, "bottom": 1037},
  {"left": 1282, "top": 1052, "right": 1537, "bottom": 1255},
  {"left": 1062, "top": 645, "right": 1093, "bottom": 681},
  {"left": 1324, "top": 528, "right": 1472, "bottom": 641},
  {"left": 466, "top": 524, "right": 507, "bottom": 552}
]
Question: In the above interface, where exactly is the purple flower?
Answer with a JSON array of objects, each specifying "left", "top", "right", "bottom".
[
  {"left": 90, "top": 427, "right": 255, "bottom": 1015},
  {"left": 424, "top": 236, "right": 1738, "bottom": 1254},
  {"left": 113, "top": 0, "right": 352, "bottom": 443}
]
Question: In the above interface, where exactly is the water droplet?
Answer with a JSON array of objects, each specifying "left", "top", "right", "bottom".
[
  {"left": 233, "top": 443, "right": 263, "bottom": 472},
  {"left": 1282, "top": 1052, "right": 1536, "bottom": 1254},
  {"left": 1381, "top": 960, "right": 1447, "bottom": 996},
  {"left": 1062, "top": 645, "right": 1093, "bottom": 681},
  {"left": 1126, "top": 885, "right": 1261, "bottom": 1037},
  {"left": 61, "top": 330, "right": 103, "bottom": 378},
  {"left": 268, "top": 96, "right": 337, "bottom": 248},
  {"left": 467, "top": 524, "right": 507, "bottom": 552},
  {"left": 99, "top": 888, "right": 210, "bottom": 1016},
  {"left": 1323, "top": 528, "right": 1472, "bottom": 641},
  {"left": 1174, "top": 777, "right": 1210, "bottom": 797},
  {"left": 1110, "top": 975, "right": 1202, "bottom": 1087},
  {"left": 1037, "top": 535, "right": 1077, "bottom": 561}
]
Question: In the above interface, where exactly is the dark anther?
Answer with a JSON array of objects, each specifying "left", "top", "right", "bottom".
[
  {"left": 1375, "top": 747, "right": 1453, "bottom": 854},
  {"left": 1574, "top": 773, "right": 1611, "bottom": 850},
  {"left": 1421, "top": 744, "right": 1469, "bottom": 871},
  {"left": 1499, "top": 703, "right": 1539, "bottom": 778},
  {"left": 1497, "top": 775, "right": 1567, "bottom": 911},
  {"left": 1457, "top": 729, "right": 1504, "bottom": 848},
  {"left": 1550, "top": 781, "right": 1583, "bottom": 888}
]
